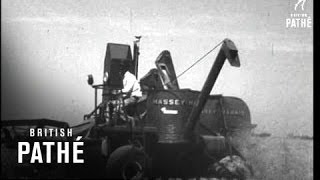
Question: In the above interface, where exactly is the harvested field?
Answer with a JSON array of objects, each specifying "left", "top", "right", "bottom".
[{"left": 239, "top": 136, "right": 313, "bottom": 180}]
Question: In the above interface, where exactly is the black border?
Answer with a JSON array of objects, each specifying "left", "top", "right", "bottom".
[{"left": 314, "top": 0, "right": 318, "bottom": 179}]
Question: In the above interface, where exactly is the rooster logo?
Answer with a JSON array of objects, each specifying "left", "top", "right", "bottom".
[{"left": 294, "top": 0, "right": 307, "bottom": 11}]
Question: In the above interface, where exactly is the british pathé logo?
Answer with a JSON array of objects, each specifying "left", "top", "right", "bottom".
[
  {"left": 286, "top": 0, "right": 312, "bottom": 28},
  {"left": 295, "top": 0, "right": 307, "bottom": 11}
]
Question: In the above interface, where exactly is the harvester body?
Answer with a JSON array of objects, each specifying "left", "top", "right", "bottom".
[{"left": 1, "top": 38, "right": 256, "bottom": 179}]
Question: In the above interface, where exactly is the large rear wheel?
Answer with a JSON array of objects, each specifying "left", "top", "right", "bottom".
[{"left": 106, "top": 145, "right": 147, "bottom": 180}]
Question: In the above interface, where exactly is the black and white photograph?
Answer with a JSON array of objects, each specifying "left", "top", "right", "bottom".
[{"left": 1, "top": 0, "right": 313, "bottom": 179}]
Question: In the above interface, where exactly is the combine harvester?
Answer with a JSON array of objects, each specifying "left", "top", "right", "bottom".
[{"left": 1, "top": 37, "right": 256, "bottom": 179}]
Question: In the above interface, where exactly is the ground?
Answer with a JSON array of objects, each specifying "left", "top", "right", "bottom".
[{"left": 239, "top": 136, "right": 313, "bottom": 180}]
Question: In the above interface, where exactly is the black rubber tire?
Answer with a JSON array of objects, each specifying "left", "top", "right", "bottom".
[{"left": 105, "top": 145, "right": 146, "bottom": 180}]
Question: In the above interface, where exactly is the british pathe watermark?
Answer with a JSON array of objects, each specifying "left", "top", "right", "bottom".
[{"left": 286, "top": 0, "right": 312, "bottom": 28}]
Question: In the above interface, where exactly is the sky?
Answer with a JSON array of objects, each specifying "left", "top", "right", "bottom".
[{"left": 1, "top": 0, "right": 313, "bottom": 136}]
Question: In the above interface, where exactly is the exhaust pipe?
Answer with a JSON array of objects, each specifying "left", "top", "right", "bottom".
[
  {"left": 133, "top": 36, "right": 141, "bottom": 78},
  {"left": 184, "top": 39, "right": 240, "bottom": 140}
]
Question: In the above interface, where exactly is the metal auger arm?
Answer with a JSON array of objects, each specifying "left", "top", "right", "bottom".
[{"left": 184, "top": 39, "right": 240, "bottom": 140}]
